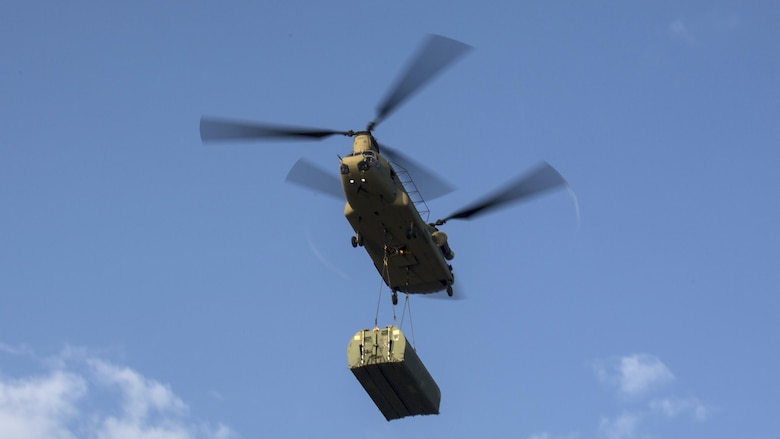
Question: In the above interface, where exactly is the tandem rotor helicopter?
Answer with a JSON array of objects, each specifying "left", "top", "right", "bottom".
[{"left": 200, "top": 35, "right": 570, "bottom": 305}]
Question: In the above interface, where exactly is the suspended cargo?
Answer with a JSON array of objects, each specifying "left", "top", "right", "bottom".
[{"left": 347, "top": 325, "right": 441, "bottom": 421}]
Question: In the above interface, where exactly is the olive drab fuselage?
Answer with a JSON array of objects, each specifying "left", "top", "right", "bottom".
[{"left": 340, "top": 132, "right": 454, "bottom": 295}]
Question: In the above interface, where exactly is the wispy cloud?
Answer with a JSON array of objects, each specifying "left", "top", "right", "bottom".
[
  {"left": 594, "top": 353, "right": 675, "bottom": 399},
  {"left": 650, "top": 397, "right": 711, "bottom": 422},
  {"left": 667, "top": 10, "right": 741, "bottom": 44},
  {"left": 0, "top": 342, "right": 36, "bottom": 357},
  {"left": 0, "top": 369, "right": 86, "bottom": 439},
  {"left": 0, "top": 344, "right": 236, "bottom": 439},
  {"left": 585, "top": 353, "right": 713, "bottom": 438},
  {"left": 598, "top": 412, "right": 640, "bottom": 439},
  {"left": 668, "top": 19, "right": 695, "bottom": 43}
]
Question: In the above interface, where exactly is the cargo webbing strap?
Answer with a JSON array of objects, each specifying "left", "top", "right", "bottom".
[
  {"left": 375, "top": 253, "right": 398, "bottom": 328},
  {"left": 400, "top": 293, "right": 417, "bottom": 350},
  {"left": 373, "top": 253, "right": 416, "bottom": 350},
  {"left": 399, "top": 267, "right": 416, "bottom": 349},
  {"left": 374, "top": 268, "right": 383, "bottom": 328}
]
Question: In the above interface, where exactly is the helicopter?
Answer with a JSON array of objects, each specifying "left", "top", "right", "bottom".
[{"left": 199, "top": 35, "right": 570, "bottom": 305}]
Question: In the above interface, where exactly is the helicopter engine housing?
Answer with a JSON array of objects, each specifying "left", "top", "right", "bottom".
[
  {"left": 431, "top": 231, "right": 455, "bottom": 260},
  {"left": 431, "top": 231, "right": 447, "bottom": 247}
]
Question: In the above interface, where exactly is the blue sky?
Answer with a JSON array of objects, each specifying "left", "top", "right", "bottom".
[{"left": 2, "top": 1, "right": 779, "bottom": 438}]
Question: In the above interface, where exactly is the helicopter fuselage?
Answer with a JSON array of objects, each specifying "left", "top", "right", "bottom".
[
  {"left": 200, "top": 35, "right": 568, "bottom": 299},
  {"left": 340, "top": 133, "right": 454, "bottom": 295}
]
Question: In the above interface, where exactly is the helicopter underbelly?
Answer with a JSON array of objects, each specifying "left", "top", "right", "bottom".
[{"left": 343, "top": 185, "right": 453, "bottom": 294}]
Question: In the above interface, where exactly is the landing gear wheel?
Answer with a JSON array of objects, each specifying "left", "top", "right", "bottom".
[
  {"left": 392, "top": 291, "right": 398, "bottom": 305},
  {"left": 351, "top": 233, "right": 364, "bottom": 247},
  {"left": 446, "top": 285, "right": 453, "bottom": 297},
  {"left": 351, "top": 236, "right": 358, "bottom": 248}
]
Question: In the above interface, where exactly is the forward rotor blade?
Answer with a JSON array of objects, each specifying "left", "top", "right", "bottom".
[
  {"left": 200, "top": 117, "right": 350, "bottom": 142},
  {"left": 443, "top": 162, "right": 568, "bottom": 222},
  {"left": 285, "top": 158, "right": 343, "bottom": 199},
  {"left": 370, "top": 34, "right": 472, "bottom": 130},
  {"left": 380, "top": 144, "right": 456, "bottom": 201}
]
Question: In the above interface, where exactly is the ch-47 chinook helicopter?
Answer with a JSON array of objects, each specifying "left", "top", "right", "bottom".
[{"left": 200, "top": 35, "right": 570, "bottom": 305}]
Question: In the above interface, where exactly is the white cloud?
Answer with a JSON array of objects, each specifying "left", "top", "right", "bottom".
[
  {"left": 617, "top": 354, "right": 675, "bottom": 398},
  {"left": 595, "top": 354, "right": 675, "bottom": 399},
  {"left": 0, "top": 345, "right": 236, "bottom": 439},
  {"left": 650, "top": 397, "right": 711, "bottom": 422},
  {"left": 589, "top": 353, "right": 714, "bottom": 437},
  {"left": 0, "top": 370, "right": 86, "bottom": 439},
  {"left": 532, "top": 353, "right": 712, "bottom": 439},
  {"left": 598, "top": 412, "right": 640, "bottom": 439},
  {"left": 88, "top": 359, "right": 188, "bottom": 422}
]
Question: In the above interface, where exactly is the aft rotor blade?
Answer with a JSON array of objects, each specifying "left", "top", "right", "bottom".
[
  {"left": 370, "top": 35, "right": 472, "bottom": 130},
  {"left": 443, "top": 162, "right": 568, "bottom": 222},
  {"left": 380, "top": 144, "right": 456, "bottom": 201},
  {"left": 285, "top": 158, "right": 343, "bottom": 199},
  {"left": 200, "top": 117, "right": 350, "bottom": 142}
]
